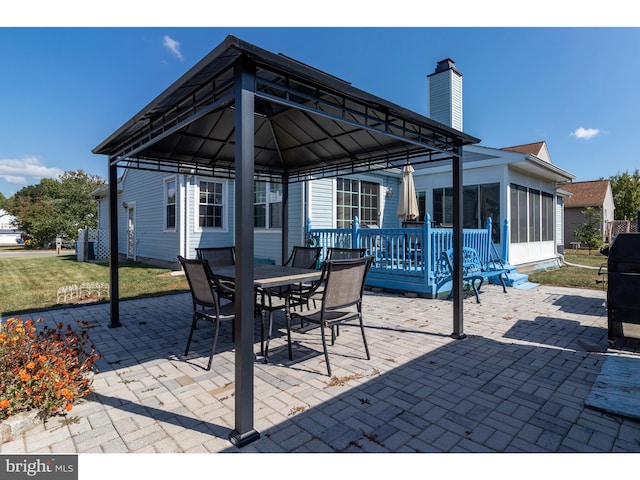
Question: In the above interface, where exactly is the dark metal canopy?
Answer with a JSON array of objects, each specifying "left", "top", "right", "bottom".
[
  {"left": 93, "top": 34, "right": 479, "bottom": 448},
  {"left": 94, "top": 35, "right": 478, "bottom": 182}
]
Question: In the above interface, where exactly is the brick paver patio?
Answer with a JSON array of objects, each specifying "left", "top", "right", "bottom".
[{"left": 2, "top": 283, "right": 640, "bottom": 454}]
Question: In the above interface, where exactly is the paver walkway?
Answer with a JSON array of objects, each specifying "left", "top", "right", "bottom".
[{"left": 2, "top": 283, "right": 640, "bottom": 454}]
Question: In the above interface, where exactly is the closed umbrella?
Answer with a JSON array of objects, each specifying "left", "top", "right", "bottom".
[{"left": 397, "top": 163, "right": 419, "bottom": 221}]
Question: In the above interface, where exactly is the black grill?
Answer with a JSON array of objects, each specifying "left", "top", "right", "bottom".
[{"left": 607, "top": 233, "right": 640, "bottom": 344}]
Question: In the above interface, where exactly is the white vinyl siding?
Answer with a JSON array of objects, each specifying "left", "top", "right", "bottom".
[{"left": 120, "top": 170, "right": 180, "bottom": 262}]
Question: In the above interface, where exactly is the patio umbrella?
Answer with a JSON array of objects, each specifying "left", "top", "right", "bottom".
[{"left": 397, "top": 163, "right": 419, "bottom": 220}]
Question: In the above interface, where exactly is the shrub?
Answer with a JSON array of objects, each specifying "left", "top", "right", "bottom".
[
  {"left": 0, "top": 317, "right": 100, "bottom": 420},
  {"left": 23, "top": 238, "right": 38, "bottom": 249}
]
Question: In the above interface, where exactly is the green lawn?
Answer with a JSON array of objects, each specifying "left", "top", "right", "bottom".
[
  {"left": 527, "top": 250, "right": 608, "bottom": 290},
  {"left": 1, "top": 247, "right": 608, "bottom": 316},
  {"left": 1, "top": 254, "right": 188, "bottom": 316}
]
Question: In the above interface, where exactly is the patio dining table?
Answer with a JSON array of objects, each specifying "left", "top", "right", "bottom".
[
  {"left": 212, "top": 263, "right": 322, "bottom": 290},
  {"left": 212, "top": 263, "right": 323, "bottom": 360}
]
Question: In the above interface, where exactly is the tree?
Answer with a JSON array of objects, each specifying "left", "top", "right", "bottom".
[
  {"left": 5, "top": 170, "right": 104, "bottom": 247},
  {"left": 610, "top": 169, "right": 640, "bottom": 221},
  {"left": 0, "top": 192, "right": 7, "bottom": 210},
  {"left": 574, "top": 207, "right": 604, "bottom": 254}
]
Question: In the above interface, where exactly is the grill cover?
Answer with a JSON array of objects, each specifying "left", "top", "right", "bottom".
[{"left": 607, "top": 233, "right": 640, "bottom": 343}]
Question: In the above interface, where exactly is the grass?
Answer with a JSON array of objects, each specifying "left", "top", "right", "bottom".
[
  {"left": 1, "top": 247, "right": 609, "bottom": 315},
  {"left": 527, "top": 249, "right": 608, "bottom": 289},
  {"left": 1, "top": 253, "right": 188, "bottom": 315}
]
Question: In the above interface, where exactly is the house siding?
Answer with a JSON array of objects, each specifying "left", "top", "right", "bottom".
[
  {"left": 429, "top": 70, "right": 463, "bottom": 131},
  {"left": 309, "top": 178, "right": 334, "bottom": 228},
  {"left": 121, "top": 170, "right": 180, "bottom": 264}
]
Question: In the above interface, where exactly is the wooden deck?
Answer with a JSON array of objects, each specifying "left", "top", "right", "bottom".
[{"left": 307, "top": 215, "right": 508, "bottom": 297}]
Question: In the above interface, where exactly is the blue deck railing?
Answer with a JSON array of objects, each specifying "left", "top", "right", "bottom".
[{"left": 306, "top": 214, "right": 507, "bottom": 297}]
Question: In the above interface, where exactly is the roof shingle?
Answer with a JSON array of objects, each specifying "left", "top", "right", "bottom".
[{"left": 563, "top": 180, "right": 610, "bottom": 207}]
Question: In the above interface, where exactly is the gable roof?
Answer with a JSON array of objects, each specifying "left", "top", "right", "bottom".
[
  {"left": 501, "top": 141, "right": 551, "bottom": 163},
  {"left": 563, "top": 179, "right": 611, "bottom": 207},
  {"left": 463, "top": 143, "right": 574, "bottom": 183}
]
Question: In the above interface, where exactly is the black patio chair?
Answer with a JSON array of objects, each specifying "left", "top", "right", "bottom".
[
  {"left": 178, "top": 256, "right": 235, "bottom": 370},
  {"left": 195, "top": 246, "right": 236, "bottom": 302},
  {"left": 283, "top": 246, "right": 322, "bottom": 269},
  {"left": 307, "top": 247, "right": 367, "bottom": 310},
  {"left": 325, "top": 247, "right": 367, "bottom": 262},
  {"left": 195, "top": 246, "right": 235, "bottom": 267},
  {"left": 291, "top": 256, "right": 373, "bottom": 376}
]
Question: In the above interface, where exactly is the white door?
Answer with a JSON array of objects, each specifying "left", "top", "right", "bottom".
[{"left": 127, "top": 205, "right": 136, "bottom": 260}]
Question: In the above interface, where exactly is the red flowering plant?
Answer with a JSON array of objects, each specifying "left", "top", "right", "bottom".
[{"left": 0, "top": 317, "right": 101, "bottom": 420}]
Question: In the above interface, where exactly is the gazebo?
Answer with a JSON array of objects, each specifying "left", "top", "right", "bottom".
[{"left": 93, "top": 34, "right": 480, "bottom": 447}]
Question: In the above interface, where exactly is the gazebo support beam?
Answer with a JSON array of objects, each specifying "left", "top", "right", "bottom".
[
  {"left": 451, "top": 143, "right": 465, "bottom": 339},
  {"left": 228, "top": 57, "right": 260, "bottom": 448},
  {"left": 108, "top": 161, "right": 121, "bottom": 328}
]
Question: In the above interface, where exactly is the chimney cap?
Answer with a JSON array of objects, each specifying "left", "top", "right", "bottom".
[{"left": 429, "top": 58, "right": 462, "bottom": 77}]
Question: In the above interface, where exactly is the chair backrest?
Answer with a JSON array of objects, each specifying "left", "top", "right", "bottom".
[
  {"left": 284, "top": 246, "right": 322, "bottom": 269},
  {"left": 326, "top": 247, "right": 367, "bottom": 261},
  {"left": 178, "top": 256, "right": 218, "bottom": 309},
  {"left": 195, "top": 247, "right": 235, "bottom": 268},
  {"left": 321, "top": 256, "right": 373, "bottom": 311}
]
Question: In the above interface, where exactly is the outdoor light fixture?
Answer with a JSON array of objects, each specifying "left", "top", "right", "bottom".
[
  {"left": 386, "top": 187, "right": 393, "bottom": 197},
  {"left": 122, "top": 202, "right": 128, "bottom": 209}
]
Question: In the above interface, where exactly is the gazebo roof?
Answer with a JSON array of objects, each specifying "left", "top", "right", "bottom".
[{"left": 93, "top": 35, "right": 479, "bottom": 182}]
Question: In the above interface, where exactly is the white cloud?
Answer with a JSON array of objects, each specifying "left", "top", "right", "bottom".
[
  {"left": 163, "top": 35, "right": 184, "bottom": 61},
  {"left": 570, "top": 127, "right": 601, "bottom": 140},
  {"left": 0, "top": 156, "right": 64, "bottom": 185}
]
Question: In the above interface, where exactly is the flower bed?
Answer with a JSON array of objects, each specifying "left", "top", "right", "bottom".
[{"left": 0, "top": 317, "right": 100, "bottom": 421}]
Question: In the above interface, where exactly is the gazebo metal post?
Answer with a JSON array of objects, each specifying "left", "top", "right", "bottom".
[
  {"left": 229, "top": 57, "right": 260, "bottom": 447},
  {"left": 281, "top": 175, "right": 289, "bottom": 263},
  {"left": 108, "top": 161, "right": 121, "bottom": 328},
  {"left": 451, "top": 142, "right": 465, "bottom": 339}
]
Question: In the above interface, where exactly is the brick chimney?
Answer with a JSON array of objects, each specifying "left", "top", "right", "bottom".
[{"left": 427, "top": 58, "right": 463, "bottom": 131}]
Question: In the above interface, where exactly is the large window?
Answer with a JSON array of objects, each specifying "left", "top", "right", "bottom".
[
  {"left": 432, "top": 187, "right": 453, "bottom": 227},
  {"left": 164, "top": 177, "right": 176, "bottom": 230},
  {"left": 198, "top": 180, "right": 224, "bottom": 228},
  {"left": 510, "top": 183, "right": 554, "bottom": 243},
  {"left": 336, "top": 178, "right": 380, "bottom": 229},
  {"left": 254, "top": 181, "right": 283, "bottom": 229},
  {"left": 432, "top": 183, "right": 501, "bottom": 242}
]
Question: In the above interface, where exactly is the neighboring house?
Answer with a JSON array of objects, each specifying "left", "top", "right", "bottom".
[
  {"left": 563, "top": 179, "right": 615, "bottom": 245},
  {"left": 92, "top": 58, "right": 575, "bottom": 277},
  {"left": 0, "top": 209, "right": 21, "bottom": 245}
]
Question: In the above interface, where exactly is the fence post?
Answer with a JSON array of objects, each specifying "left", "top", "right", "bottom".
[{"left": 502, "top": 219, "right": 509, "bottom": 264}]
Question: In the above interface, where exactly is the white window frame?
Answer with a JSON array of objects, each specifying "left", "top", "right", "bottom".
[
  {"left": 195, "top": 178, "right": 228, "bottom": 232},
  {"left": 164, "top": 176, "right": 177, "bottom": 232},
  {"left": 254, "top": 181, "right": 283, "bottom": 231},
  {"left": 335, "top": 178, "right": 380, "bottom": 229}
]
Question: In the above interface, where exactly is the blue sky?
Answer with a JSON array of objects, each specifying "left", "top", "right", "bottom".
[{"left": 1, "top": 19, "right": 640, "bottom": 197}]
